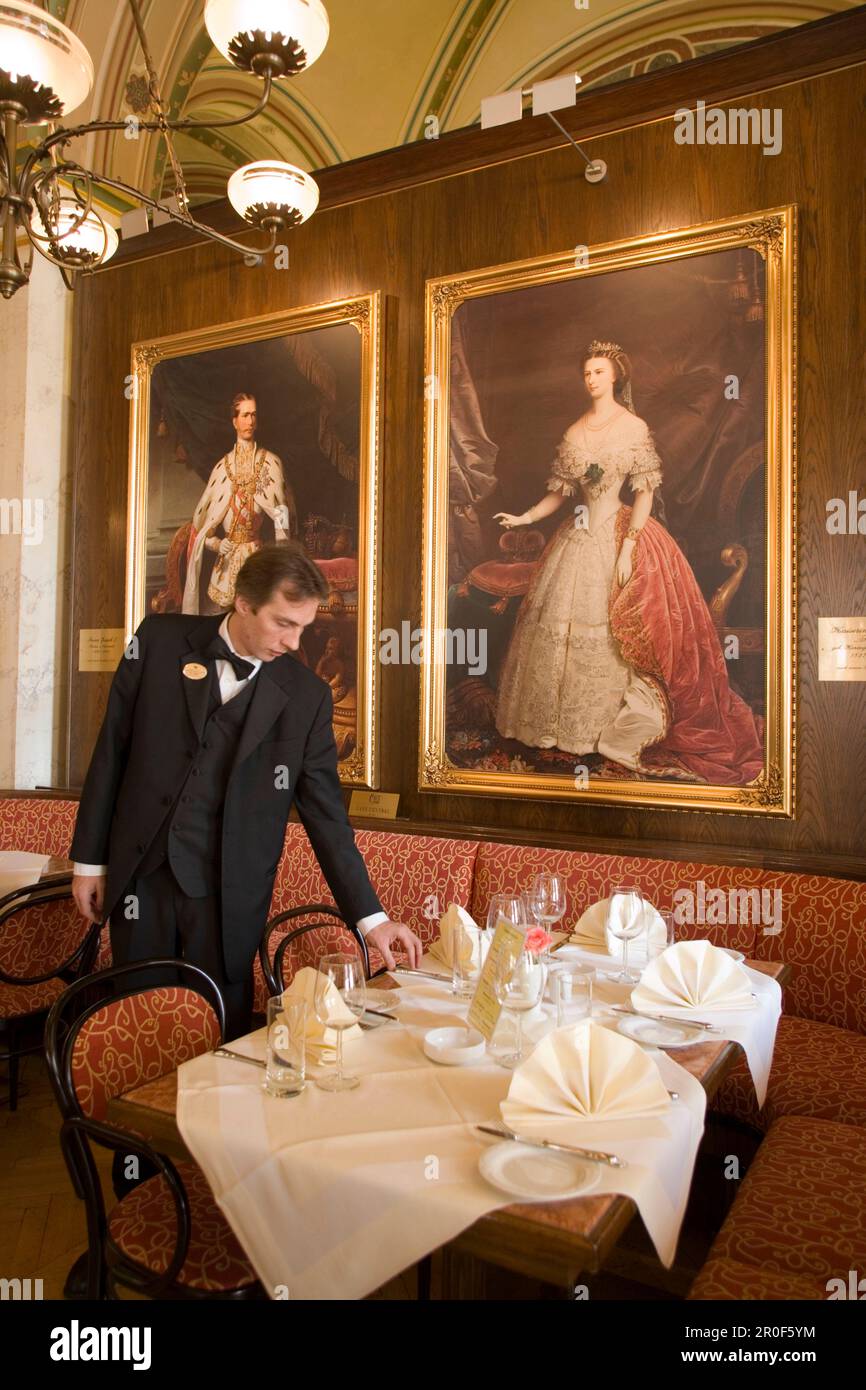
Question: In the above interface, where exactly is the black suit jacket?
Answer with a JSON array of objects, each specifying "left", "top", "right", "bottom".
[{"left": 70, "top": 613, "right": 382, "bottom": 980}]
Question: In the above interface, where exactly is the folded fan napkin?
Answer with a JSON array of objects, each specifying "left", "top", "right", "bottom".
[
  {"left": 280, "top": 966, "right": 363, "bottom": 1060},
  {"left": 501, "top": 1019, "right": 670, "bottom": 1128},
  {"left": 428, "top": 903, "right": 488, "bottom": 970},
  {"left": 631, "top": 939, "right": 755, "bottom": 1014},
  {"left": 570, "top": 897, "right": 668, "bottom": 957}
]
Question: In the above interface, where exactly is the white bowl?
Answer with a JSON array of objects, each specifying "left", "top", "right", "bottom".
[{"left": 423, "top": 1025, "right": 487, "bottom": 1066}]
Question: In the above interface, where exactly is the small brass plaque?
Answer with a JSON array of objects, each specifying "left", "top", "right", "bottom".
[
  {"left": 349, "top": 791, "right": 400, "bottom": 820},
  {"left": 819, "top": 617, "right": 866, "bottom": 682},
  {"left": 78, "top": 628, "right": 126, "bottom": 673}
]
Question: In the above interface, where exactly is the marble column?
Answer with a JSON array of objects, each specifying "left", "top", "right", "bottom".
[{"left": 0, "top": 252, "right": 74, "bottom": 789}]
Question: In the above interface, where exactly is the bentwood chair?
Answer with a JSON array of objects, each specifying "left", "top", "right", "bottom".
[
  {"left": 259, "top": 903, "right": 371, "bottom": 997},
  {"left": 0, "top": 879, "right": 100, "bottom": 1111},
  {"left": 45, "top": 959, "right": 264, "bottom": 1301}
]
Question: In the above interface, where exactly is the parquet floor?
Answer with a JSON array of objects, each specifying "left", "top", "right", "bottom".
[{"left": 0, "top": 1054, "right": 105, "bottom": 1298}]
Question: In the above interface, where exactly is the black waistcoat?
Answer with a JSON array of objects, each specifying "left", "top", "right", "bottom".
[{"left": 137, "top": 669, "right": 257, "bottom": 896}]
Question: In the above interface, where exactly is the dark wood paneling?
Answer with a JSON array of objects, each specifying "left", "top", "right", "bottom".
[{"left": 67, "top": 20, "right": 866, "bottom": 867}]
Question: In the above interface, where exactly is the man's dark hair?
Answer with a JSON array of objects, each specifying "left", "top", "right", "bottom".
[
  {"left": 234, "top": 542, "right": 329, "bottom": 611},
  {"left": 231, "top": 392, "right": 256, "bottom": 419}
]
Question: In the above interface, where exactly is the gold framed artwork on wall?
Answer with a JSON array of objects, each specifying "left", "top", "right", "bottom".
[
  {"left": 420, "top": 208, "right": 796, "bottom": 815},
  {"left": 125, "top": 294, "right": 383, "bottom": 788}
]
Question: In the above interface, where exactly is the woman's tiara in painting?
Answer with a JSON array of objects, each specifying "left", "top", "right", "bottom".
[{"left": 585, "top": 339, "right": 625, "bottom": 356}]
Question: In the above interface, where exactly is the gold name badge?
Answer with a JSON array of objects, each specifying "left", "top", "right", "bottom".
[{"left": 182, "top": 662, "right": 208, "bottom": 680}]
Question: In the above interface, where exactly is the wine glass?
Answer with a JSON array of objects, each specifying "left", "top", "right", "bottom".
[
  {"left": 485, "top": 893, "right": 528, "bottom": 935},
  {"left": 492, "top": 946, "right": 546, "bottom": 1070},
  {"left": 606, "top": 886, "right": 648, "bottom": 984},
  {"left": 526, "top": 872, "right": 567, "bottom": 960},
  {"left": 314, "top": 952, "right": 366, "bottom": 1092}
]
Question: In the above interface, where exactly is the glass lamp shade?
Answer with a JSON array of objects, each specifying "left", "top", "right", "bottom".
[
  {"left": 204, "top": 0, "right": 329, "bottom": 76},
  {"left": 227, "top": 161, "right": 319, "bottom": 229},
  {"left": 0, "top": 0, "right": 93, "bottom": 120},
  {"left": 30, "top": 201, "right": 118, "bottom": 267}
]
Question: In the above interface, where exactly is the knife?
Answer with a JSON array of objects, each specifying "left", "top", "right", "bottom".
[
  {"left": 213, "top": 1047, "right": 266, "bottom": 1069},
  {"left": 393, "top": 966, "right": 452, "bottom": 983},
  {"left": 476, "top": 1123, "right": 626, "bottom": 1168},
  {"left": 610, "top": 1005, "right": 718, "bottom": 1033}
]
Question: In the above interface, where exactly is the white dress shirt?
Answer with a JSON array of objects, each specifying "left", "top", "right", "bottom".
[{"left": 74, "top": 613, "right": 386, "bottom": 939}]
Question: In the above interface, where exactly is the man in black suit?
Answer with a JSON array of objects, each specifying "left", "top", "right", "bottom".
[{"left": 71, "top": 542, "right": 421, "bottom": 1039}]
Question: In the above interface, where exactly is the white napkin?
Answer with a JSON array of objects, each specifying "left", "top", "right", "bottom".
[
  {"left": 280, "top": 966, "right": 363, "bottom": 1060},
  {"left": 428, "top": 903, "right": 488, "bottom": 971},
  {"left": 570, "top": 896, "right": 668, "bottom": 961},
  {"left": 631, "top": 940, "right": 755, "bottom": 1014},
  {"left": 501, "top": 1019, "right": 671, "bottom": 1129}
]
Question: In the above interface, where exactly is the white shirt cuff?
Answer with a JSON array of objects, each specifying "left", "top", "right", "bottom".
[
  {"left": 73, "top": 863, "right": 107, "bottom": 875},
  {"left": 355, "top": 911, "right": 388, "bottom": 937}
]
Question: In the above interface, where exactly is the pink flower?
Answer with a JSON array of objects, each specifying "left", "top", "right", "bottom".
[{"left": 524, "top": 926, "right": 553, "bottom": 955}]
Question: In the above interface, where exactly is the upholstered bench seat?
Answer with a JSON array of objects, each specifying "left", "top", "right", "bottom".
[
  {"left": 689, "top": 1115, "right": 866, "bottom": 1299},
  {"left": 713, "top": 1014, "right": 866, "bottom": 1132}
]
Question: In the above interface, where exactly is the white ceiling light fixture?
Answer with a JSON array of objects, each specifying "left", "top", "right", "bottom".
[
  {"left": 0, "top": 0, "right": 93, "bottom": 120},
  {"left": 0, "top": 0, "right": 330, "bottom": 299},
  {"left": 205, "top": 0, "right": 330, "bottom": 77},
  {"left": 227, "top": 160, "right": 319, "bottom": 228},
  {"left": 29, "top": 197, "right": 119, "bottom": 267}
]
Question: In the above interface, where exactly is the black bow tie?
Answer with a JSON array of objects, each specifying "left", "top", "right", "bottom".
[{"left": 204, "top": 634, "right": 255, "bottom": 681}]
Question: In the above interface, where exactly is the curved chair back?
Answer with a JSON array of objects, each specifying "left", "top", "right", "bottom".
[
  {"left": 259, "top": 904, "right": 370, "bottom": 998},
  {"left": 0, "top": 880, "right": 97, "bottom": 987},
  {"left": 44, "top": 960, "right": 225, "bottom": 1299}
]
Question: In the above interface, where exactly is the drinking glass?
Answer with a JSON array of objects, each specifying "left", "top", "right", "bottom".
[
  {"left": 646, "top": 910, "right": 677, "bottom": 962},
  {"left": 606, "top": 886, "right": 648, "bottom": 984},
  {"left": 265, "top": 997, "right": 307, "bottom": 1098},
  {"left": 492, "top": 947, "right": 546, "bottom": 1069},
  {"left": 314, "top": 952, "right": 366, "bottom": 1092},
  {"left": 485, "top": 894, "right": 528, "bottom": 935},
  {"left": 451, "top": 921, "right": 489, "bottom": 999},
  {"left": 526, "top": 873, "right": 567, "bottom": 959},
  {"left": 552, "top": 968, "right": 593, "bottom": 1027}
]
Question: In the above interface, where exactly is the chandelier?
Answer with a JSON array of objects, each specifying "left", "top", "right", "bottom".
[{"left": 0, "top": 0, "right": 330, "bottom": 299}]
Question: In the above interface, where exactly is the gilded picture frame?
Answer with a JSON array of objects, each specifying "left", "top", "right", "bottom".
[
  {"left": 420, "top": 208, "right": 795, "bottom": 815},
  {"left": 126, "top": 293, "right": 383, "bottom": 788}
]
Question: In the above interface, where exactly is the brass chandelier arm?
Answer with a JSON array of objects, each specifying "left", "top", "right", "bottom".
[
  {"left": 45, "top": 164, "right": 281, "bottom": 258},
  {"left": 26, "top": 166, "right": 94, "bottom": 247},
  {"left": 29, "top": 72, "right": 275, "bottom": 164}
]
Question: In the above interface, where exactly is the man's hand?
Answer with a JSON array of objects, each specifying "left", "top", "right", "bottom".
[
  {"left": 365, "top": 920, "right": 423, "bottom": 970},
  {"left": 72, "top": 873, "right": 105, "bottom": 925}
]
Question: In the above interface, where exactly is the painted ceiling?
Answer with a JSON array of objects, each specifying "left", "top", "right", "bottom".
[{"left": 40, "top": 0, "right": 857, "bottom": 215}]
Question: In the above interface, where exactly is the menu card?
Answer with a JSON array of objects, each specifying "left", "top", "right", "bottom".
[{"left": 467, "top": 916, "right": 525, "bottom": 1040}]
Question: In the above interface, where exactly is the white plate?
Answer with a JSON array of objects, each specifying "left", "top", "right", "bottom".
[
  {"left": 615, "top": 1014, "right": 701, "bottom": 1049},
  {"left": 718, "top": 947, "right": 746, "bottom": 962},
  {"left": 478, "top": 1141, "right": 601, "bottom": 1201},
  {"left": 423, "top": 1025, "right": 487, "bottom": 1065}
]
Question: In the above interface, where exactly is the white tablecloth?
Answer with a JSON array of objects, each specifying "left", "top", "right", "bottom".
[
  {"left": 177, "top": 972, "right": 706, "bottom": 1299},
  {"left": 553, "top": 942, "right": 782, "bottom": 1105},
  {"left": 0, "top": 850, "right": 54, "bottom": 900}
]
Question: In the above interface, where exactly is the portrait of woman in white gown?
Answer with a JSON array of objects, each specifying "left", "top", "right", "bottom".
[{"left": 493, "top": 340, "right": 763, "bottom": 786}]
